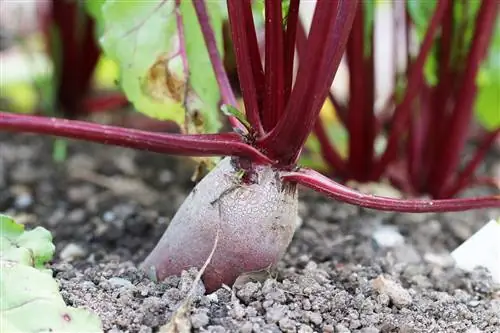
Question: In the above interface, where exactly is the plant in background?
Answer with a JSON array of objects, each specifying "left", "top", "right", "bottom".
[
  {"left": 0, "top": 0, "right": 498, "bottom": 292},
  {"left": 39, "top": 0, "right": 129, "bottom": 118},
  {"left": 306, "top": 0, "right": 499, "bottom": 198}
]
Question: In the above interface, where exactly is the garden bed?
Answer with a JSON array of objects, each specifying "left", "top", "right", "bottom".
[{"left": 1, "top": 133, "right": 499, "bottom": 333}]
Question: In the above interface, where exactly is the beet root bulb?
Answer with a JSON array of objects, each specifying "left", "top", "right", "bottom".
[{"left": 141, "top": 157, "right": 298, "bottom": 292}]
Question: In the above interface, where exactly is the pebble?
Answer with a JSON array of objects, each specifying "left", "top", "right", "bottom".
[
  {"left": 266, "top": 304, "right": 287, "bottom": 323},
  {"left": 278, "top": 318, "right": 297, "bottom": 332},
  {"left": 305, "top": 311, "right": 322, "bottom": 325},
  {"left": 372, "top": 225, "right": 405, "bottom": 248},
  {"left": 102, "top": 211, "right": 116, "bottom": 223},
  {"left": 335, "top": 323, "right": 351, "bottom": 333},
  {"left": 158, "top": 170, "right": 174, "bottom": 184},
  {"left": 108, "top": 277, "right": 135, "bottom": 290},
  {"left": 372, "top": 275, "right": 412, "bottom": 307},
  {"left": 59, "top": 243, "right": 87, "bottom": 262},
  {"left": 11, "top": 162, "right": 38, "bottom": 183},
  {"left": 392, "top": 244, "right": 422, "bottom": 264},
  {"left": 237, "top": 282, "right": 262, "bottom": 304},
  {"left": 67, "top": 209, "right": 86, "bottom": 224},
  {"left": 14, "top": 192, "right": 33, "bottom": 209},
  {"left": 297, "top": 324, "right": 313, "bottom": 333},
  {"left": 424, "top": 252, "right": 455, "bottom": 267},
  {"left": 67, "top": 185, "right": 95, "bottom": 203},
  {"left": 190, "top": 311, "right": 209, "bottom": 329}
]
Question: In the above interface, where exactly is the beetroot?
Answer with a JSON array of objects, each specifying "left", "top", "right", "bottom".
[{"left": 141, "top": 157, "right": 298, "bottom": 292}]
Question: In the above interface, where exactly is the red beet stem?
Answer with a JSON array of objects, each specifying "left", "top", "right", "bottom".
[
  {"left": 192, "top": 0, "right": 245, "bottom": 132},
  {"left": 0, "top": 112, "right": 273, "bottom": 163},
  {"left": 259, "top": 0, "right": 358, "bottom": 165},
  {"left": 227, "top": 0, "right": 265, "bottom": 136},
  {"left": 283, "top": 168, "right": 500, "bottom": 212}
]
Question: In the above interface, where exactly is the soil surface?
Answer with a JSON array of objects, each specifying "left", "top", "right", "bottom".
[{"left": 1, "top": 133, "right": 499, "bottom": 333}]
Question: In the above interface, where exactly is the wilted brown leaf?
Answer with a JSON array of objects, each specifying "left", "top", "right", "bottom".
[{"left": 142, "top": 54, "right": 186, "bottom": 104}]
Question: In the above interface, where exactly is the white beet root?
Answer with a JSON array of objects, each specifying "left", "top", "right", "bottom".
[{"left": 141, "top": 157, "right": 298, "bottom": 292}]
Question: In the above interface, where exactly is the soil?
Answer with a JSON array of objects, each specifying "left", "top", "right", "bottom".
[{"left": 1, "top": 133, "right": 499, "bottom": 333}]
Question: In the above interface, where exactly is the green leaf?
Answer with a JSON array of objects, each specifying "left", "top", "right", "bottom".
[
  {"left": 0, "top": 215, "right": 103, "bottom": 332},
  {"left": 475, "top": 22, "right": 500, "bottom": 130},
  {"left": 0, "top": 215, "right": 24, "bottom": 239},
  {"left": 221, "top": 104, "right": 251, "bottom": 129},
  {"left": 363, "top": 0, "right": 375, "bottom": 57},
  {"left": 100, "top": 0, "right": 225, "bottom": 133},
  {"left": 407, "top": 0, "right": 437, "bottom": 35},
  {"left": 407, "top": 0, "right": 439, "bottom": 86},
  {"left": 100, "top": 1, "right": 182, "bottom": 123},
  {"left": 0, "top": 214, "right": 54, "bottom": 268},
  {"left": 53, "top": 138, "right": 68, "bottom": 163},
  {"left": 301, "top": 135, "right": 330, "bottom": 172},
  {"left": 407, "top": 1, "right": 486, "bottom": 87},
  {"left": 179, "top": 0, "right": 225, "bottom": 133},
  {"left": 84, "top": 0, "right": 106, "bottom": 37}
]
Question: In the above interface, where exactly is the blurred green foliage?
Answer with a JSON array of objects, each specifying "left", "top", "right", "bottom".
[{"left": 90, "top": 0, "right": 225, "bottom": 133}]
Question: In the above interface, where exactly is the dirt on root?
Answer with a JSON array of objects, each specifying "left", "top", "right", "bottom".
[{"left": 1, "top": 133, "right": 500, "bottom": 333}]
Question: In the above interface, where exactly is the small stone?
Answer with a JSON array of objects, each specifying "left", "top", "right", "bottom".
[
  {"left": 67, "top": 209, "right": 86, "bottom": 224},
  {"left": 295, "top": 215, "right": 303, "bottom": 229},
  {"left": 11, "top": 162, "right": 38, "bottom": 183},
  {"left": 298, "top": 324, "right": 314, "bottom": 333},
  {"left": 190, "top": 312, "right": 209, "bottom": 329},
  {"left": 14, "top": 192, "right": 32, "bottom": 209},
  {"left": 59, "top": 243, "right": 87, "bottom": 262},
  {"left": 424, "top": 252, "right": 455, "bottom": 267},
  {"left": 67, "top": 185, "right": 95, "bottom": 203},
  {"left": 239, "top": 322, "right": 253, "bottom": 333},
  {"left": 361, "top": 327, "right": 380, "bottom": 333},
  {"left": 102, "top": 211, "right": 116, "bottom": 222},
  {"left": 179, "top": 270, "right": 205, "bottom": 296},
  {"left": 372, "top": 225, "right": 405, "bottom": 248},
  {"left": 158, "top": 170, "right": 174, "bottom": 184},
  {"left": 335, "top": 324, "right": 351, "bottom": 333},
  {"left": 393, "top": 244, "right": 421, "bottom": 264},
  {"left": 265, "top": 304, "right": 287, "bottom": 323},
  {"left": 305, "top": 311, "right": 322, "bottom": 325},
  {"left": 468, "top": 300, "right": 480, "bottom": 307},
  {"left": 230, "top": 301, "right": 246, "bottom": 320},
  {"left": 322, "top": 324, "right": 334, "bottom": 333},
  {"left": 108, "top": 277, "right": 135, "bottom": 290},
  {"left": 301, "top": 299, "right": 311, "bottom": 310},
  {"left": 237, "top": 282, "right": 261, "bottom": 303},
  {"left": 278, "top": 318, "right": 297, "bottom": 332},
  {"left": 372, "top": 275, "right": 412, "bottom": 307},
  {"left": 205, "top": 293, "right": 219, "bottom": 303},
  {"left": 204, "top": 325, "right": 225, "bottom": 333}
]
